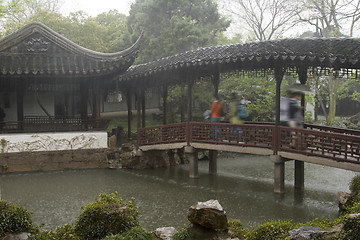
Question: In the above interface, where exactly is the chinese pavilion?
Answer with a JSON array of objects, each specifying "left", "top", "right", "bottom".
[{"left": 0, "top": 22, "right": 141, "bottom": 132}]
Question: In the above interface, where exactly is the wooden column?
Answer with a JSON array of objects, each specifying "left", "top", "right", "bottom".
[
  {"left": 209, "top": 150, "right": 217, "bottom": 174},
  {"left": 295, "top": 66, "right": 308, "bottom": 190},
  {"left": 181, "top": 85, "right": 185, "bottom": 122},
  {"left": 162, "top": 86, "right": 168, "bottom": 125},
  {"left": 126, "top": 90, "right": 132, "bottom": 140},
  {"left": 141, "top": 90, "right": 146, "bottom": 128},
  {"left": 271, "top": 155, "right": 285, "bottom": 194},
  {"left": 274, "top": 67, "right": 284, "bottom": 155},
  {"left": 186, "top": 146, "right": 198, "bottom": 178},
  {"left": 298, "top": 66, "right": 308, "bottom": 118},
  {"left": 16, "top": 80, "right": 24, "bottom": 130},
  {"left": 80, "top": 81, "right": 89, "bottom": 128},
  {"left": 136, "top": 91, "right": 141, "bottom": 131},
  {"left": 187, "top": 79, "right": 194, "bottom": 122},
  {"left": 212, "top": 67, "right": 220, "bottom": 98},
  {"left": 295, "top": 160, "right": 305, "bottom": 189},
  {"left": 92, "top": 80, "right": 100, "bottom": 127}
]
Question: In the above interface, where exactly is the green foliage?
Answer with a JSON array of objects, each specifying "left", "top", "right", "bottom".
[
  {"left": 249, "top": 219, "right": 300, "bottom": 240},
  {"left": 345, "top": 175, "right": 360, "bottom": 214},
  {"left": 227, "top": 219, "right": 250, "bottom": 239},
  {"left": 127, "top": 0, "right": 230, "bottom": 63},
  {"left": 102, "top": 226, "right": 153, "bottom": 240},
  {"left": 74, "top": 192, "right": 140, "bottom": 240},
  {"left": 29, "top": 224, "right": 80, "bottom": 240},
  {"left": 305, "top": 217, "right": 339, "bottom": 229},
  {"left": 220, "top": 75, "right": 276, "bottom": 122},
  {"left": 172, "top": 228, "right": 195, "bottom": 240},
  {"left": 338, "top": 70, "right": 360, "bottom": 104},
  {"left": 337, "top": 214, "right": 360, "bottom": 240},
  {"left": 0, "top": 200, "right": 36, "bottom": 238},
  {"left": 349, "top": 175, "right": 360, "bottom": 195},
  {"left": 2, "top": 8, "right": 131, "bottom": 53},
  {"left": 346, "top": 200, "right": 360, "bottom": 214},
  {"left": 166, "top": 80, "right": 214, "bottom": 123}
]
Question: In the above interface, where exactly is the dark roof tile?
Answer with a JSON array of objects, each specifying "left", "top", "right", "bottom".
[
  {"left": 0, "top": 22, "right": 142, "bottom": 78},
  {"left": 120, "top": 38, "right": 360, "bottom": 82}
]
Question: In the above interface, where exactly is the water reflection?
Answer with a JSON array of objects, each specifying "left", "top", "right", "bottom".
[{"left": 0, "top": 152, "right": 357, "bottom": 231}]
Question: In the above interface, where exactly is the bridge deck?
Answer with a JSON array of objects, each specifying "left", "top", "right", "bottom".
[{"left": 138, "top": 122, "right": 360, "bottom": 172}]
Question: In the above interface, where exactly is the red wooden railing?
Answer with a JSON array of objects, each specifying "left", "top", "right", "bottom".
[{"left": 138, "top": 122, "right": 360, "bottom": 164}]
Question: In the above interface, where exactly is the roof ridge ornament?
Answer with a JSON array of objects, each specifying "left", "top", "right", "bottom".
[{"left": 25, "top": 37, "right": 49, "bottom": 52}]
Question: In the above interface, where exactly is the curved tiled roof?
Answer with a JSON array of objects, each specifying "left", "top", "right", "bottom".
[
  {"left": 119, "top": 38, "right": 360, "bottom": 83},
  {"left": 0, "top": 22, "right": 142, "bottom": 77}
]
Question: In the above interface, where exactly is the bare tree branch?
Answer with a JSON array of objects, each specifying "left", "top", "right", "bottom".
[{"left": 223, "top": 0, "right": 301, "bottom": 41}]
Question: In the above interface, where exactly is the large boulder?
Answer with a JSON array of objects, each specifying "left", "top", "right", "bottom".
[
  {"left": 120, "top": 143, "right": 181, "bottom": 169},
  {"left": 338, "top": 191, "right": 352, "bottom": 212},
  {"left": 188, "top": 199, "right": 228, "bottom": 231},
  {"left": 154, "top": 227, "right": 177, "bottom": 240},
  {"left": 2, "top": 233, "right": 29, "bottom": 240}
]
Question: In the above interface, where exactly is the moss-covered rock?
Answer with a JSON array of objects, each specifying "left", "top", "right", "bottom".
[
  {"left": 227, "top": 219, "right": 250, "bottom": 239},
  {"left": 102, "top": 226, "right": 153, "bottom": 240},
  {"left": 249, "top": 220, "right": 300, "bottom": 240},
  {"left": 74, "top": 192, "right": 139, "bottom": 240},
  {"left": 0, "top": 200, "right": 36, "bottom": 238}
]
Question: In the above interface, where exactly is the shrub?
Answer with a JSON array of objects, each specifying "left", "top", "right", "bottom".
[
  {"left": 102, "top": 226, "right": 153, "bottom": 240},
  {"left": 346, "top": 200, "right": 360, "bottom": 214},
  {"left": 305, "top": 217, "right": 339, "bottom": 229},
  {"left": 172, "top": 228, "right": 195, "bottom": 240},
  {"left": 74, "top": 192, "right": 140, "bottom": 240},
  {"left": 228, "top": 219, "right": 250, "bottom": 239},
  {"left": 0, "top": 200, "right": 36, "bottom": 238},
  {"left": 29, "top": 224, "right": 80, "bottom": 240},
  {"left": 337, "top": 214, "right": 360, "bottom": 240},
  {"left": 349, "top": 175, "right": 360, "bottom": 196},
  {"left": 249, "top": 220, "right": 300, "bottom": 240}
]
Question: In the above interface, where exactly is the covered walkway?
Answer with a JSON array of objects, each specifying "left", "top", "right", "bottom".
[{"left": 117, "top": 37, "right": 360, "bottom": 193}]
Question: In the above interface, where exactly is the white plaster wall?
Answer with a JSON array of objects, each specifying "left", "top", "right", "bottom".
[{"left": 0, "top": 131, "right": 108, "bottom": 153}]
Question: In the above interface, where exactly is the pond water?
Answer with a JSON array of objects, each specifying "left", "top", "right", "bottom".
[{"left": 0, "top": 152, "right": 357, "bottom": 231}]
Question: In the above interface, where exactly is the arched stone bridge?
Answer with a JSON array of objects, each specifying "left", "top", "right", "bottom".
[{"left": 137, "top": 122, "right": 360, "bottom": 193}]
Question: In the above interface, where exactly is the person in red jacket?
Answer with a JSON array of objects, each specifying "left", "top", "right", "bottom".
[
  {"left": 210, "top": 95, "right": 223, "bottom": 123},
  {"left": 210, "top": 95, "right": 223, "bottom": 141}
]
